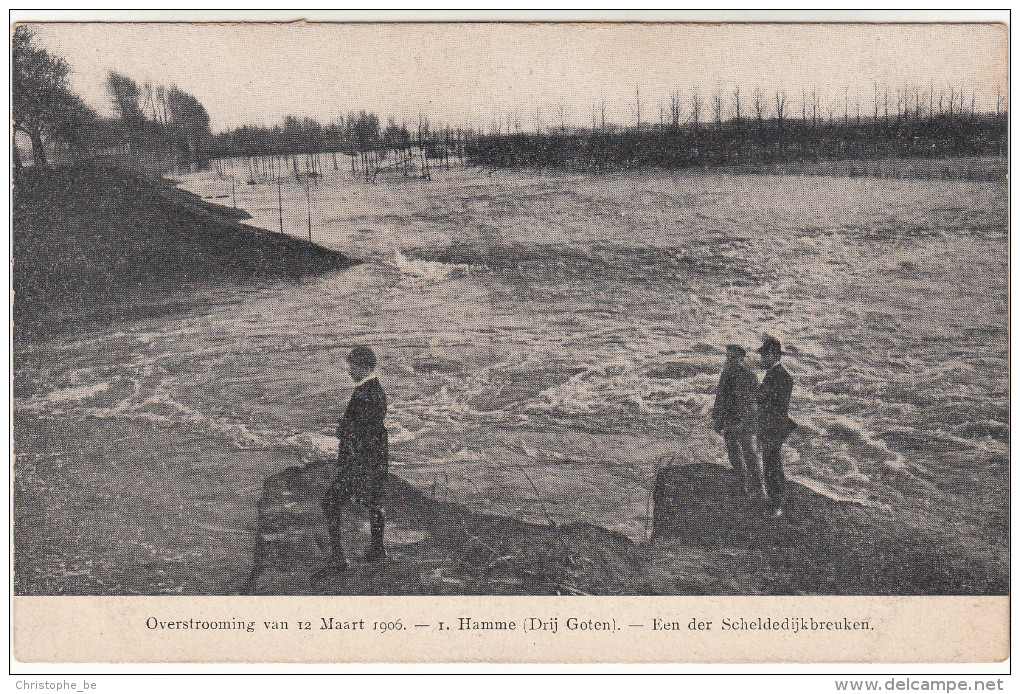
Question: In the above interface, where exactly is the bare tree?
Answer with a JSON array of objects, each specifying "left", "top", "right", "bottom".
[
  {"left": 712, "top": 90, "right": 723, "bottom": 125},
  {"left": 670, "top": 90, "right": 683, "bottom": 130},
  {"left": 753, "top": 88, "right": 765, "bottom": 126},
  {"left": 690, "top": 89, "right": 702, "bottom": 129},
  {"left": 775, "top": 90, "right": 787, "bottom": 127},
  {"left": 732, "top": 86, "right": 741, "bottom": 124}
]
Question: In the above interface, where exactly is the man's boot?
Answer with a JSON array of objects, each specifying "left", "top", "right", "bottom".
[
  {"left": 327, "top": 534, "right": 350, "bottom": 570},
  {"left": 363, "top": 510, "right": 386, "bottom": 561}
]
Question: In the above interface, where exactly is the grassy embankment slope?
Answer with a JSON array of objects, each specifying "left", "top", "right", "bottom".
[{"left": 13, "top": 166, "right": 354, "bottom": 340}]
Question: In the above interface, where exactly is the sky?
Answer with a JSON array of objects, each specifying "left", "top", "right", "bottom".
[{"left": 29, "top": 21, "right": 1008, "bottom": 133}]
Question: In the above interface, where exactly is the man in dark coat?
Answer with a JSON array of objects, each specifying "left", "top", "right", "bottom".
[
  {"left": 321, "top": 345, "right": 389, "bottom": 571},
  {"left": 711, "top": 344, "right": 761, "bottom": 496},
  {"left": 756, "top": 335, "right": 796, "bottom": 517}
]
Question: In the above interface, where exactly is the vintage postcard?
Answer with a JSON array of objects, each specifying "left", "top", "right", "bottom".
[{"left": 10, "top": 14, "right": 1009, "bottom": 666}]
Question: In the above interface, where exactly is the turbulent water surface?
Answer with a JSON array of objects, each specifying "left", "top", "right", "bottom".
[{"left": 14, "top": 162, "right": 1008, "bottom": 593}]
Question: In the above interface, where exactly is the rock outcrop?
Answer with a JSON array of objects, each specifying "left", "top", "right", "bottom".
[{"left": 241, "top": 461, "right": 1007, "bottom": 595}]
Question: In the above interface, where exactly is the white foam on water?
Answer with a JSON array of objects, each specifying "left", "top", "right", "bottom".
[
  {"left": 388, "top": 420, "right": 431, "bottom": 444},
  {"left": 389, "top": 250, "right": 458, "bottom": 282},
  {"left": 826, "top": 414, "right": 907, "bottom": 470},
  {"left": 28, "top": 381, "right": 111, "bottom": 407},
  {"left": 282, "top": 431, "right": 338, "bottom": 460}
]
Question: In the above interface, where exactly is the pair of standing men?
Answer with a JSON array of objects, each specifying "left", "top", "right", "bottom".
[
  {"left": 317, "top": 337, "right": 793, "bottom": 575},
  {"left": 711, "top": 335, "right": 796, "bottom": 517}
]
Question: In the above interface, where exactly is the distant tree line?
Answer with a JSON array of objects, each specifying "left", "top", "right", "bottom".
[
  {"left": 207, "top": 83, "right": 1006, "bottom": 179},
  {"left": 467, "top": 86, "right": 1007, "bottom": 171},
  {"left": 208, "top": 113, "right": 471, "bottom": 180}
]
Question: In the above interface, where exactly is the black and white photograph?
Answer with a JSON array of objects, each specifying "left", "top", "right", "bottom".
[{"left": 11, "top": 16, "right": 1008, "bottom": 622}]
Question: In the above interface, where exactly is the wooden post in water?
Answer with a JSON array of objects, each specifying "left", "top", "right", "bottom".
[
  {"left": 277, "top": 174, "right": 284, "bottom": 235},
  {"left": 305, "top": 173, "right": 312, "bottom": 242}
]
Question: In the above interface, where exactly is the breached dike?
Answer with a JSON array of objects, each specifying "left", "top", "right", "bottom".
[
  {"left": 13, "top": 166, "right": 356, "bottom": 339},
  {"left": 240, "top": 460, "right": 1006, "bottom": 596}
]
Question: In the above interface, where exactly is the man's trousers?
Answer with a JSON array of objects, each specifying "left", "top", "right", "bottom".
[
  {"left": 322, "top": 465, "right": 386, "bottom": 561},
  {"left": 723, "top": 428, "right": 761, "bottom": 490},
  {"left": 758, "top": 435, "right": 787, "bottom": 506}
]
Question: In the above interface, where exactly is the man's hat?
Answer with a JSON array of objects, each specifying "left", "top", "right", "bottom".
[
  {"left": 346, "top": 345, "right": 377, "bottom": 370},
  {"left": 725, "top": 344, "right": 746, "bottom": 357},
  {"left": 757, "top": 335, "right": 782, "bottom": 355}
]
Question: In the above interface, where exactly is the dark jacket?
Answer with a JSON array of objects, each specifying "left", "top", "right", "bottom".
[
  {"left": 337, "top": 377, "right": 388, "bottom": 471},
  {"left": 757, "top": 363, "right": 796, "bottom": 440},
  {"left": 712, "top": 361, "right": 759, "bottom": 432}
]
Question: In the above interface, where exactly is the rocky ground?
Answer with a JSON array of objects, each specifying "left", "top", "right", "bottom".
[{"left": 242, "top": 461, "right": 1007, "bottom": 596}]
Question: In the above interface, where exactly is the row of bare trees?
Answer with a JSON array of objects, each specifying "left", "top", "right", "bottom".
[
  {"left": 593, "top": 83, "right": 1004, "bottom": 134},
  {"left": 462, "top": 81, "right": 1005, "bottom": 170},
  {"left": 476, "top": 83, "right": 1004, "bottom": 138}
]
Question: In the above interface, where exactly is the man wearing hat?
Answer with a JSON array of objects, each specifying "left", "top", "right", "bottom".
[
  {"left": 711, "top": 344, "right": 761, "bottom": 495},
  {"left": 321, "top": 345, "right": 389, "bottom": 572},
  {"left": 756, "top": 335, "right": 796, "bottom": 517}
]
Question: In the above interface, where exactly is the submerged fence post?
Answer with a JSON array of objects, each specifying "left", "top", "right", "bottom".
[
  {"left": 277, "top": 174, "right": 284, "bottom": 236},
  {"left": 305, "top": 173, "right": 312, "bottom": 242}
]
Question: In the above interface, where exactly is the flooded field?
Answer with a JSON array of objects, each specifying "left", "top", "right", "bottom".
[{"left": 13, "top": 162, "right": 1008, "bottom": 594}]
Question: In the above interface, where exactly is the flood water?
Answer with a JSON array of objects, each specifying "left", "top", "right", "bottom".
[{"left": 13, "top": 159, "right": 1008, "bottom": 594}]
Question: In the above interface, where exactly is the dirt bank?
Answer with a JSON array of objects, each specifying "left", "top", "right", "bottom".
[
  {"left": 13, "top": 166, "right": 354, "bottom": 340},
  {"left": 243, "top": 461, "right": 1007, "bottom": 595}
]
